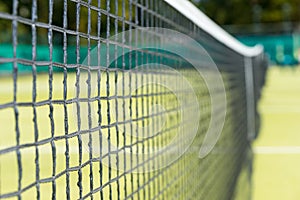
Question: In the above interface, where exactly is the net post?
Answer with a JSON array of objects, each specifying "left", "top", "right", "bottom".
[{"left": 244, "top": 56, "right": 256, "bottom": 141}]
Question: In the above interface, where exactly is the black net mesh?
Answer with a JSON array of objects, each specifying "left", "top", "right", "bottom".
[{"left": 0, "top": 0, "right": 267, "bottom": 199}]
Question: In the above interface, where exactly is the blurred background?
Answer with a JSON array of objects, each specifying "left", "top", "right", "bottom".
[
  {"left": 192, "top": 0, "right": 300, "bottom": 66},
  {"left": 191, "top": 0, "right": 300, "bottom": 200},
  {"left": 0, "top": 0, "right": 299, "bottom": 199}
]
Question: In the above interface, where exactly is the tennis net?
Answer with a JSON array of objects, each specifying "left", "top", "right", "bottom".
[{"left": 0, "top": 0, "right": 267, "bottom": 199}]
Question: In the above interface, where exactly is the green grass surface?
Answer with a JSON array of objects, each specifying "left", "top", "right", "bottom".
[
  {"left": 253, "top": 66, "right": 300, "bottom": 200},
  {"left": 0, "top": 66, "right": 273, "bottom": 199},
  {"left": 0, "top": 72, "right": 136, "bottom": 199},
  {"left": 0, "top": 72, "right": 171, "bottom": 199},
  {"left": 0, "top": 69, "right": 203, "bottom": 199}
]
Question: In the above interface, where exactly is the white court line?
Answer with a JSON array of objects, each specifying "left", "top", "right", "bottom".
[
  {"left": 253, "top": 146, "right": 300, "bottom": 154},
  {"left": 260, "top": 106, "right": 300, "bottom": 113}
]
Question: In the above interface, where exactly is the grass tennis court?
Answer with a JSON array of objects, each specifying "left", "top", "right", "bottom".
[
  {"left": 0, "top": 70, "right": 184, "bottom": 199},
  {"left": 0, "top": 0, "right": 267, "bottom": 198},
  {"left": 0, "top": 72, "right": 123, "bottom": 199},
  {"left": 253, "top": 66, "right": 300, "bottom": 200},
  {"left": 0, "top": 67, "right": 248, "bottom": 199}
]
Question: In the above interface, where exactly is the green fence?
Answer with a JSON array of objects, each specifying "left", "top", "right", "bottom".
[{"left": 237, "top": 34, "right": 300, "bottom": 66}]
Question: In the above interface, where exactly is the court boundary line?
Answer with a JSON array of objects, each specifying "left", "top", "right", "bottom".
[{"left": 253, "top": 146, "right": 300, "bottom": 154}]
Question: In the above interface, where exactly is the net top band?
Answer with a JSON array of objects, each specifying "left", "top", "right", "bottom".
[{"left": 164, "top": 0, "right": 264, "bottom": 57}]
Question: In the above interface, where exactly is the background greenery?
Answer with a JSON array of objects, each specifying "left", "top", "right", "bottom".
[
  {"left": 190, "top": 0, "right": 300, "bottom": 25},
  {"left": 0, "top": 0, "right": 135, "bottom": 44}
]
